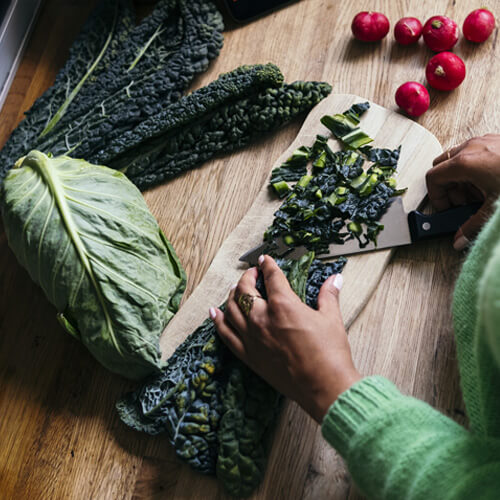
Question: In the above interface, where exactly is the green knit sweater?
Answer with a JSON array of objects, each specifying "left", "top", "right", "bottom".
[{"left": 321, "top": 201, "right": 500, "bottom": 500}]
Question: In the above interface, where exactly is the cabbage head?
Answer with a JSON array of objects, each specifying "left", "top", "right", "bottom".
[{"left": 1, "top": 151, "right": 186, "bottom": 379}]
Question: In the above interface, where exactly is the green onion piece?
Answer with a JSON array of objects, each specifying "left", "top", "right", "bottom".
[
  {"left": 315, "top": 189, "right": 323, "bottom": 199},
  {"left": 286, "top": 145, "right": 311, "bottom": 166},
  {"left": 359, "top": 173, "right": 379, "bottom": 197},
  {"left": 320, "top": 114, "right": 358, "bottom": 137},
  {"left": 313, "top": 150, "right": 327, "bottom": 169},
  {"left": 341, "top": 129, "right": 374, "bottom": 149},
  {"left": 326, "top": 193, "right": 337, "bottom": 206},
  {"left": 370, "top": 166, "right": 384, "bottom": 177},
  {"left": 345, "top": 151, "right": 359, "bottom": 165},
  {"left": 297, "top": 175, "right": 313, "bottom": 188},
  {"left": 350, "top": 172, "right": 367, "bottom": 189},
  {"left": 386, "top": 177, "right": 397, "bottom": 188},
  {"left": 348, "top": 222, "right": 362, "bottom": 234},
  {"left": 272, "top": 180, "right": 291, "bottom": 198},
  {"left": 283, "top": 234, "right": 295, "bottom": 246}
]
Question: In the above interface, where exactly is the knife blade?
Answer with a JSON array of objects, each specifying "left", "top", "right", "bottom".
[{"left": 239, "top": 197, "right": 481, "bottom": 265}]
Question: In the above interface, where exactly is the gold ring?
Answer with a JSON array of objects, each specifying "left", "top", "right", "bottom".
[{"left": 237, "top": 293, "right": 262, "bottom": 317}]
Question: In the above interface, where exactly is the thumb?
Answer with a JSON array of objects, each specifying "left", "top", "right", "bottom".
[
  {"left": 454, "top": 200, "right": 494, "bottom": 250},
  {"left": 317, "top": 274, "right": 343, "bottom": 314}
]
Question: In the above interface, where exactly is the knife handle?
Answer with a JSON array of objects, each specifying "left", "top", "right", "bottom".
[{"left": 408, "top": 203, "right": 482, "bottom": 243}]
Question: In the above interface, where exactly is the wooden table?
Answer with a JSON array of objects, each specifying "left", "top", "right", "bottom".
[{"left": 0, "top": 1, "right": 495, "bottom": 498}]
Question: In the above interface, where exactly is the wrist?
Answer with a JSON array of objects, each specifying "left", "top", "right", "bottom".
[{"left": 303, "top": 364, "right": 362, "bottom": 423}]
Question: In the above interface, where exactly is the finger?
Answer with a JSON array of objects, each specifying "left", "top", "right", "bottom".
[
  {"left": 464, "top": 183, "right": 484, "bottom": 203},
  {"left": 433, "top": 142, "right": 468, "bottom": 166},
  {"left": 448, "top": 185, "right": 468, "bottom": 206},
  {"left": 426, "top": 156, "right": 467, "bottom": 211},
  {"left": 235, "top": 267, "right": 260, "bottom": 296},
  {"left": 226, "top": 287, "right": 249, "bottom": 334},
  {"left": 453, "top": 200, "right": 494, "bottom": 250},
  {"left": 211, "top": 307, "right": 247, "bottom": 361},
  {"left": 258, "top": 255, "right": 293, "bottom": 297},
  {"left": 317, "top": 274, "right": 343, "bottom": 317}
]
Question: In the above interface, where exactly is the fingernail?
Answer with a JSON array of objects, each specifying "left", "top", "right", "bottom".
[
  {"left": 333, "top": 274, "right": 343, "bottom": 291},
  {"left": 453, "top": 235, "right": 470, "bottom": 251},
  {"left": 209, "top": 307, "right": 217, "bottom": 320},
  {"left": 230, "top": 284, "right": 237, "bottom": 290},
  {"left": 258, "top": 255, "right": 265, "bottom": 266}
]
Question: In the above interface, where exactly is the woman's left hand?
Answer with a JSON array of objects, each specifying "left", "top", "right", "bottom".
[{"left": 210, "top": 255, "right": 361, "bottom": 422}]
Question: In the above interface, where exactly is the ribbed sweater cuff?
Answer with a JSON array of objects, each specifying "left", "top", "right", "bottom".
[{"left": 321, "top": 376, "right": 402, "bottom": 457}]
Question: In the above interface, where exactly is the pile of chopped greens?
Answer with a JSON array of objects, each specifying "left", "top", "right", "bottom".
[
  {"left": 265, "top": 102, "right": 406, "bottom": 252},
  {"left": 116, "top": 253, "right": 345, "bottom": 497}
]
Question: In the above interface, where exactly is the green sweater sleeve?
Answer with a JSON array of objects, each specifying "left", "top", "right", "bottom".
[
  {"left": 322, "top": 376, "right": 500, "bottom": 500},
  {"left": 321, "top": 200, "right": 500, "bottom": 500}
]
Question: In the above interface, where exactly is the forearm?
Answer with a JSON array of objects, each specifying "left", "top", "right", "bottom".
[{"left": 322, "top": 376, "right": 500, "bottom": 500}]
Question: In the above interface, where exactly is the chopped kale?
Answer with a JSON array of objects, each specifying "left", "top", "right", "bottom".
[{"left": 264, "top": 103, "right": 405, "bottom": 253}]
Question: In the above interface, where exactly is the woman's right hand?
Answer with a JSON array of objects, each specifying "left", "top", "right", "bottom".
[{"left": 426, "top": 134, "right": 500, "bottom": 250}]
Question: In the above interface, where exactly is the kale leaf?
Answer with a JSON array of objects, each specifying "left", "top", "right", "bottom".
[
  {"left": 92, "top": 66, "right": 332, "bottom": 190},
  {"left": 0, "top": 0, "right": 224, "bottom": 181},
  {"left": 116, "top": 253, "right": 345, "bottom": 496},
  {"left": 35, "top": 0, "right": 224, "bottom": 159},
  {"left": 0, "top": 0, "right": 135, "bottom": 176}
]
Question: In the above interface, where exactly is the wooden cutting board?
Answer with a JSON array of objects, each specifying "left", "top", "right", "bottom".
[{"left": 157, "top": 93, "right": 442, "bottom": 497}]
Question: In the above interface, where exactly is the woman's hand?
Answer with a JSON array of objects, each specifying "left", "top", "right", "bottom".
[
  {"left": 210, "top": 255, "right": 361, "bottom": 423},
  {"left": 427, "top": 134, "right": 500, "bottom": 250}
]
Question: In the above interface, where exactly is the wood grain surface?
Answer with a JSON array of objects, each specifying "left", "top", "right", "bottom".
[{"left": 0, "top": 1, "right": 497, "bottom": 499}]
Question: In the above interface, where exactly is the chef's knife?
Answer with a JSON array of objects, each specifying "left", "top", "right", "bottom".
[{"left": 239, "top": 197, "right": 481, "bottom": 265}]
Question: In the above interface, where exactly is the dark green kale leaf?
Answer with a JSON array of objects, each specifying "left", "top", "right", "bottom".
[
  {"left": 117, "top": 317, "right": 226, "bottom": 471},
  {"left": 116, "top": 253, "right": 346, "bottom": 496},
  {"left": 89, "top": 65, "right": 331, "bottom": 190},
  {"left": 34, "top": 0, "right": 224, "bottom": 159},
  {"left": 0, "top": 0, "right": 135, "bottom": 178},
  {"left": 216, "top": 364, "right": 281, "bottom": 497},
  {"left": 360, "top": 145, "right": 401, "bottom": 167},
  {"left": 0, "top": 0, "right": 224, "bottom": 182}
]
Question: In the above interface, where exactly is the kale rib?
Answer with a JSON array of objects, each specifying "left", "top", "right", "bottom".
[{"left": 39, "top": 1, "right": 129, "bottom": 138}]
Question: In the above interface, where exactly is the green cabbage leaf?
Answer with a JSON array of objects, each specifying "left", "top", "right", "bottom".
[{"left": 1, "top": 151, "right": 186, "bottom": 379}]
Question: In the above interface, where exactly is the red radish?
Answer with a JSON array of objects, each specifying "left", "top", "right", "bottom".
[
  {"left": 395, "top": 82, "right": 430, "bottom": 117},
  {"left": 351, "top": 11, "right": 390, "bottom": 42},
  {"left": 422, "top": 15, "right": 459, "bottom": 51},
  {"left": 426, "top": 52, "right": 466, "bottom": 91},
  {"left": 463, "top": 8, "right": 495, "bottom": 43},
  {"left": 394, "top": 17, "right": 423, "bottom": 45}
]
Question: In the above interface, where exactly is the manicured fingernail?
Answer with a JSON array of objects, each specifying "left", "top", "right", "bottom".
[
  {"left": 453, "top": 235, "right": 470, "bottom": 251},
  {"left": 209, "top": 307, "right": 217, "bottom": 320},
  {"left": 230, "top": 284, "right": 237, "bottom": 290},
  {"left": 333, "top": 274, "right": 343, "bottom": 291},
  {"left": 258, "top": 255, "right": 265, "bottom": 266}
]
